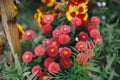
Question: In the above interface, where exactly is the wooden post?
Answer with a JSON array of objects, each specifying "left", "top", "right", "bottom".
[{"left": 0, "top": 0, "right": 22, "bottom": 57}]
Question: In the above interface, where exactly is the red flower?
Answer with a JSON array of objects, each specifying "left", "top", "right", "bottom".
[
  {"left": 47, "top": 45, "right": 58, "bottom": 57},
  {"left": 91, "top": 16, "right": 100, "bottom": 25},
  {"left": 75, "top": 41, "right": 86, "bottom": 51},
  {"left": 24, "top": 30, "right": 34, "bottom": 40},
  {"left": 42, "top": 39, "right": 50, "bottom": 46},
  {"left": 87, "top": 41, "right": 94, "bottom": 49},
  {"left": 76, "top": 52, "right": 88, "bottom": 65},
  {"left": 59, "top": 34, "right": 70, "bottom": 44},
  {"left": 90, "top": 29, "right": 100, "bottom": 39},
  {"left": 39, "top": 72, "right": 50, "bottom": 80},
  {"left": 44, "top": 57, "right": 54, "bottom": 68},
  {"left": 34, "top": 45, "right": 46, "bottom": 56},
  {"left": 60, "top": 25, "right": 71, "bottom": 34},
  {"left": 42, "top": 24, "right": 53, "bottom": 34},
  {"left": 59, "top": 47, "right": 72, "bottom": 58},
  {"left": 52, "top": 29, "right": 61, "bottom": 38},
  {"left": 86, "top": 49, "right": 95, "bottom": 59},
  {"left": 78, "top": 32, "right": 88, "bottom": 41},
  {"left": 31, "top": 65, "right": 42, "bottom": 77},
  {"left": 87, "top": 25, "right": 96, "bottom": 32},
  {"left": 22, "top": 51, "right": 33, "bottom": 63},
  {"left": 48, "top": 62, "right": 60, "bottom": 74},
  {"left": 71, "top": 17, "right": 82, "bottom": 27},
  {"left": 60, "top": 58, "right": 72, "bottom": 69},
  {"left": 93, "top": 36, "right": 103, "bottom": 45},
  {"left": 42, "top": 14, "right": 54, "bottom": 24},
  {"left": 49, "top": 38, "right": 60, "bottom": 47},
  {"left": 81, "top": 20, "right": 89, "bottom": 28}
]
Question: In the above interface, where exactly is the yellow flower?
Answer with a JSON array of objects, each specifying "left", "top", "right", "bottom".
[
  {"left": 17, "top": 23, "right": 24, "bottom": 41},
  {"left": 66, "top": 0, "right": 88, "bottom": 21},
  {"left": 41, "top": 0, "right": 56, "bottom": 7}
]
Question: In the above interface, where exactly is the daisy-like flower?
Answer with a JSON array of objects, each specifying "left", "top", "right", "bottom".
[
  {"left": 71, "top": 17, "right": 82, "bottom": 27},
  {"left": 47, "top": 45, "right": 58, "bottom": 57},
  {"left": 44, "top": 57, "right": 54, "bottom": 68},
  {"left": 49, "top": 38, "right": 60, "bottom": 47},
  {"left": 60, "top": 58, "right": 72, "bottom": 69},
  {"left": 17, "top": 23, "right": 24, "bottom": 41},
  {"left": 34, "top": 45, "right": 46, "bottom": 56},
  {"left": 24, "top": 30, "right": 35, "bottom": 40},
  {"left": 42, "top": 39, "right": 50, "bottom": 46},
  {"left": 22, "top": 51, "right": 33, "bottom": 63},
  {"left": 52, "top": 29, "right": 61, "bottom": 38},
  {"left": 39, "top": 72, "right": 50, "bottom": 80},
  {"left": 59, "top": 47, "right": 72, "bottom": 58},
  {"left": 59, "top": 34, "right": 70, "bottom": 44},
  {"left": 60, "top": 25, "right": 71, "bottom": 34},
  {"left": 78, "top": 32, "right": 88, "bottom": 41},
  {"left": 93, "top": 36, "right": 103, "bottom": 45},
  {"left": 87, "top": 25, "right": 96, "bottom": 32},
  {"left": 31, "top": 65, "right": 42, "bottom": 77},
  {"left": 48, "top": 62, "right": 60, "bottom": 74},
  {"left": 75, "top": 41, "right": 87, "bottom": 51},
  {"left": 42, "top": 24, "right": 53, "bottom": 34},
  {"left": 91, "top": 16, "right": 100, "bottom": 25},
  {"left": 42, "top": 14, "right": 54, "bottom": 24},
  {"left": 90, "top": 29, "right": 100, "bottom": 39},
  {"left": 41, "top": 0, "right": 56, "bottom": 7},
  {"left": 76, "top": 52, "right": 88, "bottom": 65},
  {"left": 66, "top": 0, "right": 88, "bottom": 21},
  {"left": 86, "top": 49, "right": 95, "bottom": 59}
]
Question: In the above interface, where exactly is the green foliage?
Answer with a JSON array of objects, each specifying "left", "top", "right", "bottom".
[{"left": 0, "top": 54, "right": 37, "bottom": 80}]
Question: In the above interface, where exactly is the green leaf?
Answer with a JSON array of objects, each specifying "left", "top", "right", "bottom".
[{"left": 27, "top": 71, "right": 38, "bottom": 80}]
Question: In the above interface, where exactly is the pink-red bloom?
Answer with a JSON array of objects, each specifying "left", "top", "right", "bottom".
[
  {"left": 91, "top": 16, "right": 100, "bottom": 25},
  {"left": 34, "top": 45, "right": 46, "bottom": 56},
  {"left": 59, "top": 34, "right": 70, "bottom": 44},
  {"left": 90, "top": 29, "right": 100, "bottom": 39},
  {"left": 60, "top": 25, "right": 71, "bottom": 34},
  {"left": 87, "top": 25, "right": 96, "bottom": 32},
  {"left": 48, "top": 62, "right": 60, "bottom": 74},
  {"left": 49, "top": 38, "right": 60, "bottom": 47},
  {"left": 71, "top": 17, "right": 82, "bottom": 27},
  {"left": 31, "top": 65, "right": 42, "bottom": 77},
  {"left": 22, "top": 51, "right": 33, "bottom": 63},
  {"left": 24, "top": 30, "right": 34, "bottom": 40},
  {"left": 78, "top": 32, "right": 88, "bottom": 41},
  {"left": 93, "top": 36, "right": 103, "bottom": 45},
  {"left": 86, "top": 49, "right": 95, "bottom": 59},
  {"left": 75, "top": 41, "right": 87, "bottom": 51},
  {"left": 60, "top": 58, "right": 72, "bottom": 69},
  {"left": 76, "top": 52, "right": 88, "bottom": 65},
  {"left": 42, "top": 24, "right": 53, "bottom": 34},
  {"left": 47, "top": 45, "right": 58, "bottom": 57},
  {"left": 39, "top": 72, "right": 50, "bottom": 80},
  {"left": 42, "top": 39, "right": 50, "bottom": 46},
  {"left": 52, "top": 29, "right": 61, "bottom": 38},
  {"left": 59, "top": 47, "right": 72, "bottom": 58},
  {"left": 42, "top": 14, "right": 54, "bottom": 24},
  {"left": 44, "top": 57, "right": 54, "bottom": 68}
]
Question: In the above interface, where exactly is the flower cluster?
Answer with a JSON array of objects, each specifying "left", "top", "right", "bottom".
[{"left": 21, "top": 0, "right": 103, "bottom": 80}]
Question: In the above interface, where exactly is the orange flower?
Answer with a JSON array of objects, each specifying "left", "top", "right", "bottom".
[
  {"left": 17, "top": 23, "right": 24, "bottom": 41},
  {"left": 41, "top": 0, "right": 56, "bottom": 7},
  {"left": 66, "top": 0, "right": 89, "bottom": 21}
]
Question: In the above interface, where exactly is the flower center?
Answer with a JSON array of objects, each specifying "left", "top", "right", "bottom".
[
  {"left": 63, "top": 51, "right": 68, "bottom": 55},
  {"left": 80, "top": 45, "right": 83, "bottom": 48},
  {"left": 25, "top": 55, "right": 29, "bottom": 59},
  {"left": 26, "top": 32, "right": 31, "bottom": 36},
  {"left": 51, "top": 48, "right": 54, "bottom": 52},
  {"left": 47, "top": 17, "right": 51, "bottom": 21}
]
